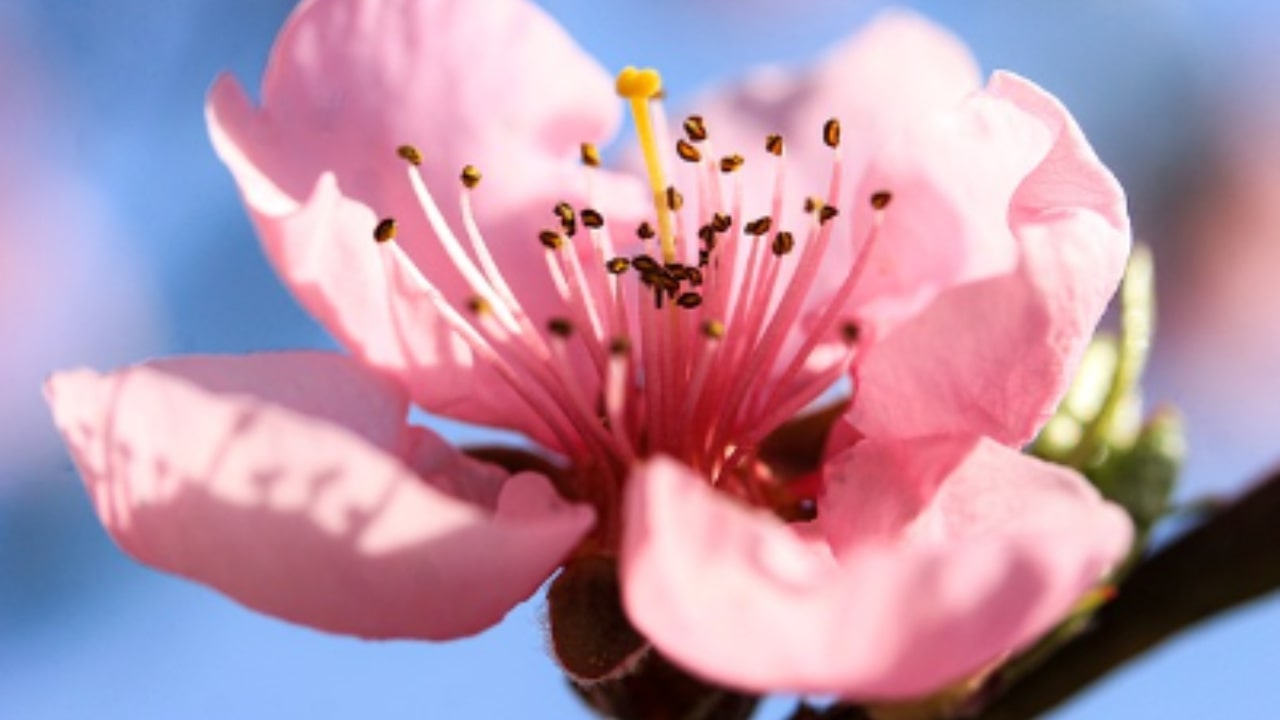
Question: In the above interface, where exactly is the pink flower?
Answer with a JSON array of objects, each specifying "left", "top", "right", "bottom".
[{"left": 47, "top": 0, "right": 1133, "bottom": 701}]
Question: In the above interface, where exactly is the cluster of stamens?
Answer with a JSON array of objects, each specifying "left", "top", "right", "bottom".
[{"left": 372, "top": 67, "right": 890, "bottom": 522}]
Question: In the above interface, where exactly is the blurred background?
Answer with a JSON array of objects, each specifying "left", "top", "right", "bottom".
[{"left": 1, "top": 0, "right": 1276, "bottom": 717}]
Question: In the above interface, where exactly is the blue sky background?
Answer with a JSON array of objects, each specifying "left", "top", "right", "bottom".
[{"left": 1, "top": 1, "right": 1277, "bottom": 717}]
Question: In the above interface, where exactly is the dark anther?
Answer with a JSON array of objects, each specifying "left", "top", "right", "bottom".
[
  {"left": 666, "top": 263, "right": 690, "bottom": 281},
  {"left": 632, "top": 254, "right": 660, "bottom": 274},
  {"left": 396, "top": 144, "right": 423, "bottom": 166},
  {"left": 870, "top": 191, "right": 893, "bottom": 210},
  {"left": 698, "top": 224, "right": 717, "bottom": 245},
  {"left": 460, "top": 165, "right": 482, "bottom": 189},
  {"left": 771, "top": 231, "right": 795, "bottom": 256},
  {"left": 554, "top": 201, "right": 577, "bottom": 236},
  {"left": 637, "top": 221, "right": 655, "bottom": 240},
  {"left": 719, "top": 154, "right": 745, "bottom": 173},
  {"left": 606, "top": 257, "right": 631, "bottom": 274},
  {"left": 711, "top": 213, "right": 733, "bottom": 232},
  {"left": 683, "top": 115, "right": 708, "bottom": 142},
  {"left": 373, "top": 218, "right": 397, "bottom": 243},
  {"left": 539, "top": 229, "right": 564, "bottom": 250},
  {"left": 581, "top": 208, "right": 605, "bottom": 229},
  {"left": 609, "top": 337, "right": 632, "bottom": 355},
  {"left": 819, "top": 205, "right": 839, "bottom": 225},
  {"left": 676, "top": 139, "right": 702, "bottom": 163},
  {"left": 841, "top": 321, "right": 861, "bottom": 344},
  {"left": 666, "top": 186, "right": 684, "bottom": 212},
  {"left": 686, "top": 267, "right": 704, "bottom": 286},
  {"left": 701, "top": 319, "right": 725, "bottom": 339},
  {"left": 676, "top": 292, "right": 704, "bottom": 309},
  {"left": 745, "top": 216, "right": 773, "bottom": 236},
  {"left": 823, "top": 118, "right": 842, "bottom": 148},
  {"left": 547, "top": 317, "right": 574, "bottom": 337},
  {"left": 698, "top": 249, "right": 711, "bottom": 267},
  {"left": 580, "top": 142, "right": 601, "bottom": 167},
  {"left": 765, "top": 134, "right": 784, "bottom": 156},
  {"left": 466, "top": 296, "right": 491, "bottom": 315},
  {"left": 804, "top": 196, "right": 822, "bottom": 214}
]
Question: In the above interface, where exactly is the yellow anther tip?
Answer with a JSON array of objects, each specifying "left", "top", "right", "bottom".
[{"left": 615, "top": 66, "right": 663, "bottom": 100}]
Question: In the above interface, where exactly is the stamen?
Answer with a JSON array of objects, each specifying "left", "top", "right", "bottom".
[
  {"left": 396, "top": 144, "right": 423, "bottom": 166},
  {"left": 616, "top": 66, "right": 677, "bottom": 262},
  {"left": 373, "top": 218, "right": 397, "bottom": 243},
  {"left": 745, "top": 216, "right": 772, "bottom": 236},
  {"left": 683, "top": 115, "right": 708, "bottom": 142},
  {"left": 548, "top": 317, "right": 574, "bottom": 338},
  {"left": 676, "top": 292, "right": 703, "bottom": 309},
  {"left": 771, "top": 231, "right": 795, "bottom": 256},
  {"left": 719, "top": 154, "right": 745, "bottom": 174},
  {"left": 540, "top": 229, "right": 564, "bottom": 250},
  {"left": 554, "top": 202, "right": 577, "bottom": 237},
  {"left": 819, "top": 205, "right": 839, "bottom": 225},
  {"left": 666, "top": 186, "right": 684, "bottom": 212},
  {"left": 581, "top": 208, "right": 605, "bottom": 229},
  {"left": 676, "top": 139, "right": 702, "bottom": 163},
  {"left": 765, "top": 134, "right": 784, "bottom": 156},
  {"left": 606, "top": 257, "right": 631, "bottom": 274},
  {"left": 637, "top": 222, "right": 655, "bottom": 241},
  {"left": 460, "top": 165, "right": 482, "bottom": 189},
  {"left": 580, "top": 142, "right": 602, "bottom": 167},
  {"left": 822, "top": 118, "right": 841, "bottom": 148},
  {"left": 870, "top": 190, "right": 893, "bottom": 210}
]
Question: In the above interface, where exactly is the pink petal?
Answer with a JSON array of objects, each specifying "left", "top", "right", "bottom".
[
  {"left": 45, "top": 352, "right": 593, "bottom": 640},
  {"left": 207, "top": 0, "right": 647, "bottom": 433},
  {"left": 848, "top": 73, "right": 1130, "bottom": 446},
  {"left": 621, "top": 448, "right": 1129, "bottom": 699}
]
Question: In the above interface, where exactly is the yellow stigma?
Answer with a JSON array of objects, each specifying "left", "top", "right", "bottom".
[{"left": 616, "top": 66, "right": 676, "bottom": 263}]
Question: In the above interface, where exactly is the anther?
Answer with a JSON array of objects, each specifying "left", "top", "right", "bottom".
[
  {"left": 870, "top": 191, "right": 893, "bottom": 210},
  {"left": 698, "top": 249, "right": 711, "bottom": 267},
  {"left": 666, "top": 263, "right": 690, "bottom": 281},
  {"left": 632, "top": 254, "right": 660, "bottom": 274},
  {"left": 580, "top": 142, "right": 601, "bottom": 167},
  {"left": 677, "top": 292, "right": 704, "bottom": 309},
  {"left": 373, "top": 218, "right": 397, "bottom": 244},
  {"left": 554, "top": 202, "right": 577, "bottom": 236},
  {"left": 666, "top": 186, "right": 684, "bottom": 212},
  {"left": 819, "top": 206, "right": 840, "bottom": 225},
  {"left": 841, "top": 321, "right": 861, "bottom": 344},
  {"left": 397, "top": 144, "right": 423, "bottom": 166},
  {"left": 701, "top": 319, "right": 725, "bottom": 339},
  {"left": 719, "top": 154, "right": 745, "bottom": 173},
  {"left": 676, "top": 139, "right": 702, "bottom": 163},
  {"left": 765, "top": 134, "right": 784, "bottom": 156},
  {"left": 686, "top": 267, "right": 704, "bottom": 286},
  {"left": 466, "top": 296, "right": 491, "bottom": 315},
  {"left": 771, "top": 231, "right": 796, "bottom": 256},
  {"left": 683, "top": 115, "right": 708, "bottom": 142},
  {"left": 609, "top": 337, "right": 632, "bottom": 355},
  {"left": 539, "top": 229, "right": 564, "bottom": 250},
  {"left": 547, "top": 317, "right": 574, "bottom": 338},
  {"left": 697, "top": 224, "right": 717, "bottom": 246},
  {"left": 581, "top": 208, "right": 605, "bottom": 229},
  {"left": 711, "top": 213, "right": 733, "bottom": 232},
  {"left": 823, "top": 118, "right": 842, "bottom": 148},
  {"left": 637, "top": 222, "right": 656, "bottom": 240},
  {"left": 745, "top": 216, "right": 773, "bottom": 236},
  {"left": 804, "top": 196, "right": 823, "bottom": 214},
  {"left": 606, "top": 257, "right": 631, "bottom": 274},
  {"left": 460, "top": 165, "right": 482, "bottom": 189}
]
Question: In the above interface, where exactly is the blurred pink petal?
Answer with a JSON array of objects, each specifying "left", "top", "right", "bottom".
[
  {"left": 622, "top": 445, "right": 1129, "bottom": 699},
  {"left": 848, "top": 73, "right": 1130, "bottom": 445},
  {"left": 45, "top": 352, "right": 593, "bottom": 639}
]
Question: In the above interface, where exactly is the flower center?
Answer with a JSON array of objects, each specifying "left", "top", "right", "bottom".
[{"left": 373, "top": 66, "right": 890, "bottom": 524}]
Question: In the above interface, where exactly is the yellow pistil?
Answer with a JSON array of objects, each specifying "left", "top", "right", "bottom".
[{"left": 616, "top": 66, "right": 676, "bottom": 263}]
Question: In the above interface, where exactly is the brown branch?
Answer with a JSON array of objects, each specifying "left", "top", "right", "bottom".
[{"left": 977, "top": 464, "right": 1280, "bottom": 720}]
